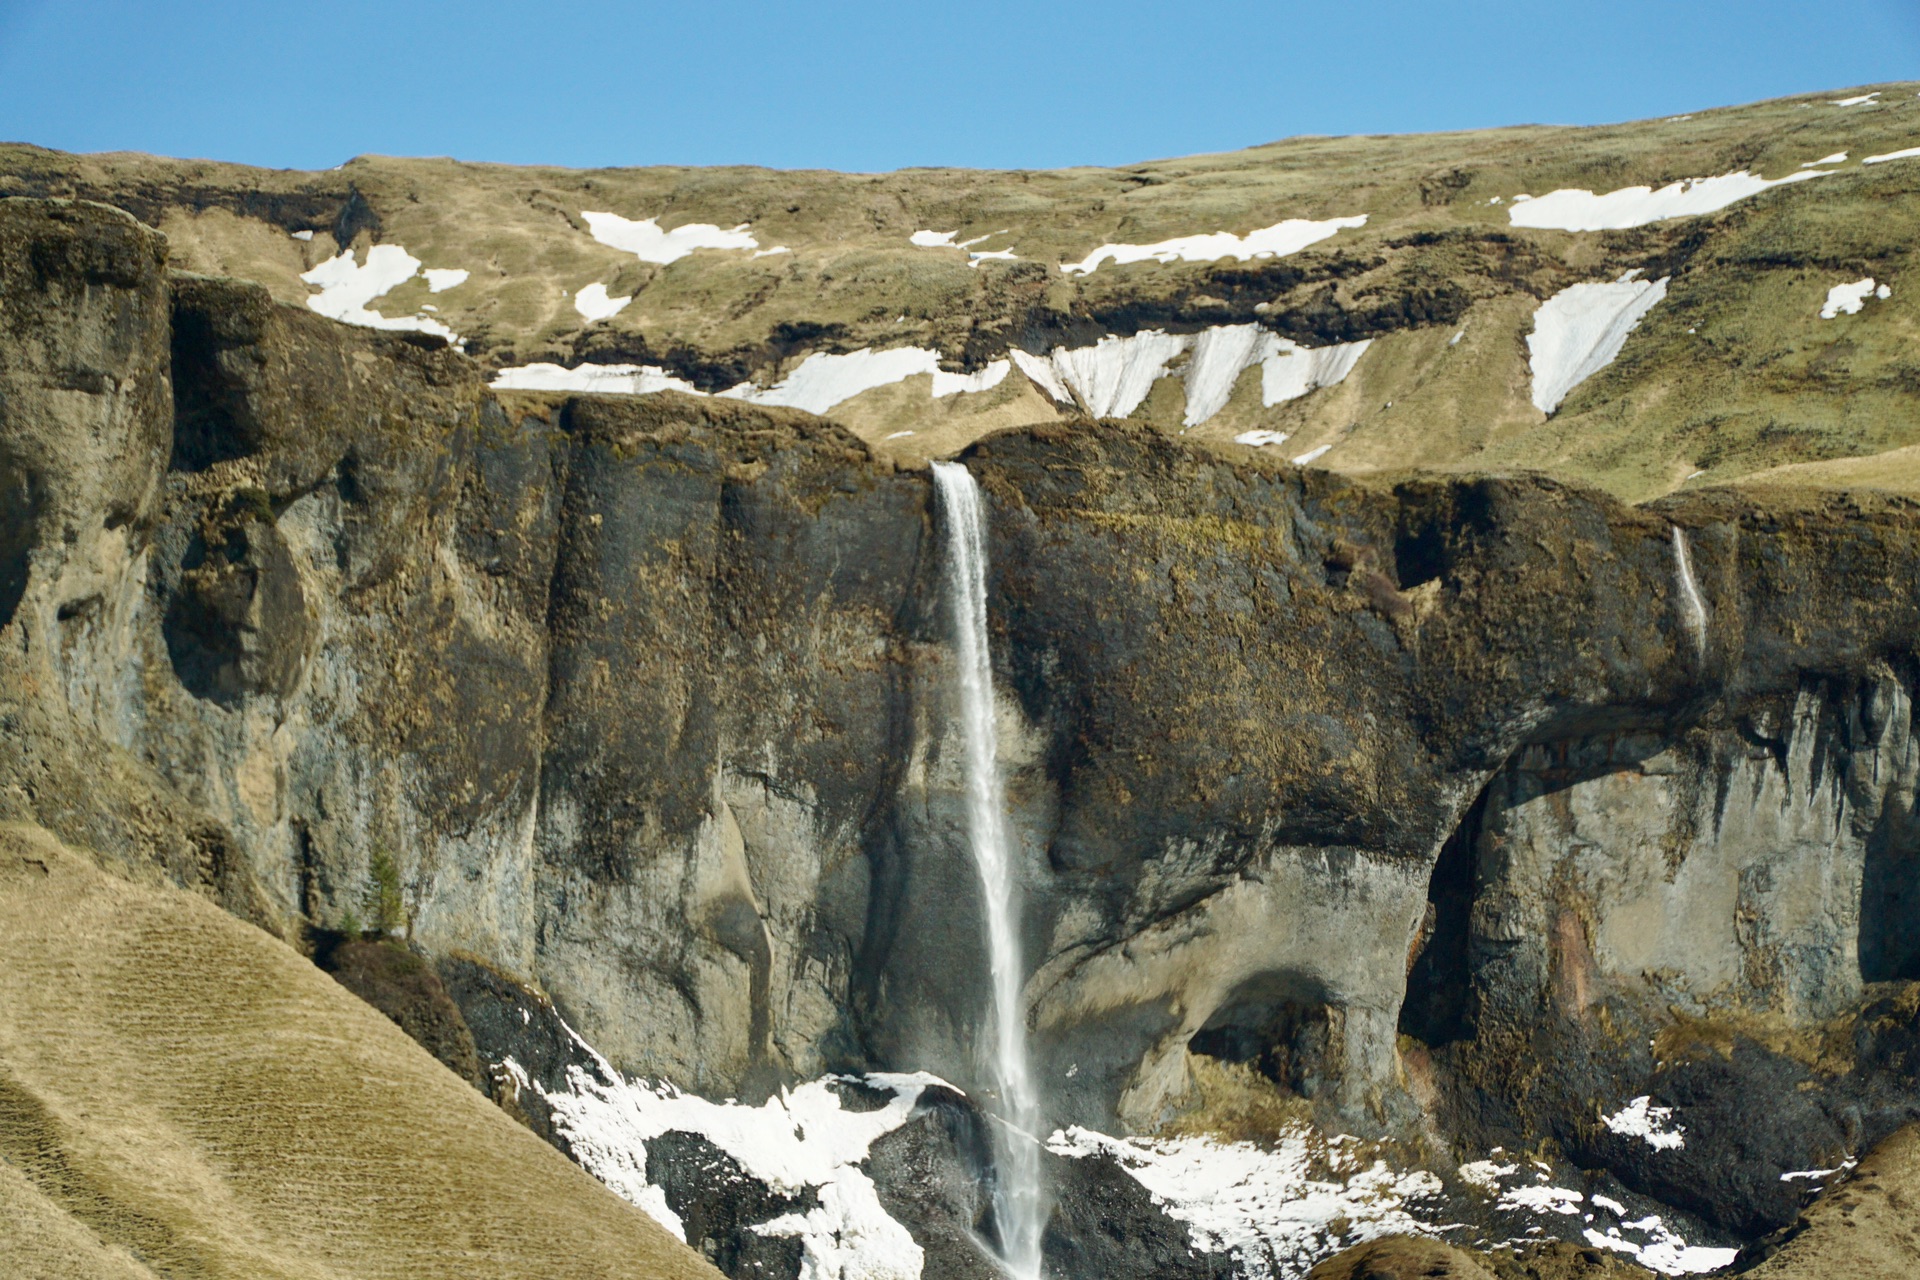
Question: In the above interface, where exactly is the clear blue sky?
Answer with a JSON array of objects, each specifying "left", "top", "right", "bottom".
[{"left": 0, "top": 1, "right": 1914, "bottom": 172}]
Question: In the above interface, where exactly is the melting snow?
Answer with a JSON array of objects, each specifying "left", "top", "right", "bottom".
[
  {"left": 723, "top": 347, "right": 944, "bottom": 415},
  {"left": 300, "top": 245, "right": 461, "bottom": 344},
  {"left": 1235, "top": 430, "right": 1289, "bottom": 448},
  {"left": 910, "top": 230, "right": 958, "bottom": 247},
  {"left": 1060, "top": 215, "right": 1368, "bottom": 275},
  {"left": 1292, "top": 444, "right": 1333, "bottom": 466},
  {"left": 291, "top": 229, "right": 314, "bottom": 241},
  {"left": 1832, "top": 92, "right": 1881, "bottom": 106},
  {"left": 1781, "top": 1158, "right": 1857, "bottom": 1183},
  {"left": 1048, "top": 1124, "right": 1442, "bottom": 1280},
  {"left": 753, "top": 246, "right": 792, "bottom": 258},
  {"left": 1527, "top": 276, "right": 1670, "bottom": 413},
  {"left": 1864, "top": 146, "right": 1920, "bottom": 165},
  {"left": 1182, "top": 325, "right": 1369, "bottom": 426},
  {"left": 1821, "top": 277, "right": 1891, "bottom": 318},
  {"left": 1045, "top": 331, "right": 1191, "bottom": 418},
  {"left": 1603, "top": 1096, "right": 1687, "bottom": 1151},
  {"left": 583, "top": 211, "right": 760, "bottom": 264},
  {"left": 1805, "top": 153, "right": 1849, "bottom": 167},
  {"left": 1584, "top": 1222, "right": 1738, "bottom": 1275},
  {"left": 1508, "top": 170, "right": 1828, "bottom": 231},
  {"left": 930, "top": 360, "right": 1010, "bottom": 397},
  {"left": 1466, "top": 1154, "right": 1732, "bottom": 1276},
  {"left": 1010, "top": 349, "right": 1076, "bottom": 404},
  {"left": 422, "top": 267, "right": 469, "bottom": 292},
  {"left": 490, "top": 363, "right": 701, "bottom": 395},
  {"left": 574, "top": 282, "right": 634, "bottom": 322},
  {"left": 509, "top": 1024, "right": 941, "bottom": 1280},
  {"left": 969, "top": 248, "right": 1018, "bottom": 267}
]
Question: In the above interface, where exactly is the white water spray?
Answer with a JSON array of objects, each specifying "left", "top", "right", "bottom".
[
  {"left": 931, "top": 461, "right": 1046, "bottom": 1280},
  {"left": 1670, "top": 526, "right": 1709, "bottom": 656}
]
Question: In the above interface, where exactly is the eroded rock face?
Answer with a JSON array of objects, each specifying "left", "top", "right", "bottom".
[{"left": 6, "top": 195, "right": 1920, "bottom": 1271}]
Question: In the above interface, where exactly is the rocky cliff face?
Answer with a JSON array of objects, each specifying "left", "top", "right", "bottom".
[{"left": 6, "top": 191, "right": 1920, "bottom": 1277}]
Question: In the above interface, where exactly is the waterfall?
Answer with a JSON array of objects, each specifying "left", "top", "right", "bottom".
[
  {"left": 1670, "top": 526, "right": 1709, "bottom": 656},
  {"left": 931, "top": 460, "right": 1046, "bottom": 1280}
]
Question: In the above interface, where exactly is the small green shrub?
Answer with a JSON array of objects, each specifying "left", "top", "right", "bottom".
[{"left": 366, "top": 846, "right": 406, "bottom": 937}]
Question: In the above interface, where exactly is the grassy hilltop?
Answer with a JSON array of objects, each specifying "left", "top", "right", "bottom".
[{"left": 4, "top": 81, "right": 1920, "bottom": 498}]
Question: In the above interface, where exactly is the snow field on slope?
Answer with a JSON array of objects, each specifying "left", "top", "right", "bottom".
[
  {"left": 300, "top": 244, "right": 464, "bottom": 344},
  {"left": 1508, "top": 169, "right": 1829, "bottom": 232},
  {"left": 1059, "top": 215, "right": 1369, "bottom": 275},
  {"left": 1821, "top": 277, "right": 1891, "bottom": 318},
  {"left": 583, "top": 211, "right": 762, "bottom": 263},
  {"left": 490, "top": 363, "right": 701, "bottom": 395},
  {"left": 574, "top": 282, "right": 634, "bottom": 322},
  {"left": 1527, "top": 275, "right": 1671, "bottom": 413}
]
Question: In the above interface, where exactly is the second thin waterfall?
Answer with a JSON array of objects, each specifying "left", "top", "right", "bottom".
[{"left": 931, "top": 460, "right": 1045, "bottom": 1280}]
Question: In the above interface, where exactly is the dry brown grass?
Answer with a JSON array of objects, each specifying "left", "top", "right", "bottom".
[{"left": 0, "top": 822, "right": 718, "bottom": 1280}]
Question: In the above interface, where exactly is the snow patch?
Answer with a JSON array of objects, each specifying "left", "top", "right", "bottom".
[
  {"left": 1292, "top": 444, "right": 1333, "bottom": 466},
  {"left": 1603, "top": 1096, "right": 1687, "bottom": 1151},
  {"left": 1466, "top": 1154, "right": 1731, "bottom": 1276},
  {"left": 910, "top": 230, "right": 958, "bottom": 247},
  {"left": 930, "top": 360, "right": 1010, "bottom": 397},
  {"left": 1234, "top": 430, "right": 1289, "bottom": 448},
  {"left": 1805, "top": 152, "right": 1849, "bottom": 167},
  {"left": 422, "top": 267, "right": 468, "bottom": 292},
  {"left": 1047, "top": 331, "right": 1191, "bottom": 418},
  {"left": 722, "top": 347, "right": 943, "bottom": 415},
  {"left": 1832, "top": 92, "right": 1880, "bottom": 106},
  {"left": 1527, "top": 276, "right": 1670, "bottom": 413},
  {"left": 752, "top": 246, "right": 792, "bottom": 258},
  {"left": 490, "top": 363, "right": 701, "bottom": 396},
  {"left": 1048, "top": 1123, "right": 1443, "bottom": 1280},
  {"left": 574, "top": 282, "right": 634, "bottom": 322},
  {"left": 291, "top": 229, "right": 314, "bottom": 241},
  {"left": 300, "top": 245, "right": 461, "bottom": 344},
  {"left": 1821, "top": 277, "right": 1890, "bottom": 318},
  {"left": 1781, "top": 1159, "right": 1856, "bottom": 1182},
  {"left": 1865, "top": 146, "right": 1920, "bottom": 165},
  {"left": 583, "top": 211, "right": 760, "bottom": 264},
  {"left": 1010, "top": 349, "right": 1076, "bottom": 404},
  {"left": 1060, "top": 215, "right": 1368, "bottom": 275},
  {"left": 512, "top": 1030, "right": 941, "bottom": 1280},
  {"left": 1508, "top": 171, "right": 1828, "bottom": 232},
  {"left": 1584, "top": 1221, "right": 1738, "bottom": 1275}
]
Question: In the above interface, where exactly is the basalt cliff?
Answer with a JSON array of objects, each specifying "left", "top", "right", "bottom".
[{"left": 5, "top": 85, "right": 1920, "bottom": 1280}]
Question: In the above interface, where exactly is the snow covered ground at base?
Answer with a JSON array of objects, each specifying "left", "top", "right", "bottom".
[
  {"left": 1508, "top": 170, "right": 1828, "bottom": 232},
  {"left": 1059, "top": 215, "right": 1368, "bottom": 275},
  {"left": 1527, "top": 275, "right": 1671, "bottom": 413},
  {"left": 583, "top": 211, "right": 762, "bottom": 264},
  {"left": 1049, "top": 1123, "right": 1442, "bottom": 1279},
  {"left": 1457, "top": 1154, "right": 1736, "bottom": 1276},
  {"left": 1820, "top": 277, "right": 1890, "bottom": 318},
  {"left": 489, "top": 363, "right": 701, "bottom": 396},
  {"left": 300, "top": 245, "right": 463, "bottom": 344},
  {"left": 507, "top": 1037, "right": 943, "bottom": 1280}
]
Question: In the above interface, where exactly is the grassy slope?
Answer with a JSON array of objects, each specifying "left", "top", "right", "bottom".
[
  {"left": 0, "top": 822, "right": 716, "bottom": 1280},
  {"left": 6, "top": 82, "right": 1919, "bottom": 498}
]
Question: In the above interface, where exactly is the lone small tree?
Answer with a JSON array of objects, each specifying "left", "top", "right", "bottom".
[{"left": 366, "top": 845, "right": 406, "bottom": 937}]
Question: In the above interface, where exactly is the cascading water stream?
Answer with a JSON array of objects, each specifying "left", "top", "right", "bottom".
[
  {"left": 931, "top": 460, "right": 1046, "bottom": 1280},
  {"left": 1670, "top": 526, "right": 1709, "bottom": 657}
]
